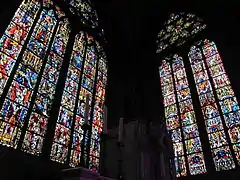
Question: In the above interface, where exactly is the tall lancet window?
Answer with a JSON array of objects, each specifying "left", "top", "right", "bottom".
[
  {"left": 0, "top": 0, "right": 70, "bottom": 151},
  {"left": 0, "top": 0, "right": 108, "bottom": 172},
  {"left": 157, "top": 12, "right": 240, "bottom": 176},
  {"left": 189, "top": 39, "right": 239, "bottom": 171},
  {"left": 89, "top": 42, "right": 108, "bottom": 171},
  {"left": 159, "top": 55, "right": 206, "bottom": 177}
]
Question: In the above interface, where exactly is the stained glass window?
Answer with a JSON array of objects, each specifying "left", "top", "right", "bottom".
[
  {"left": 0, "top": 0, "right": 62, "bottom": 149},
  {"left": 189, "top": 40, "right": 240, "bottom": 169},
  {"left": 65, "top": 0, "right": 98, "bottom": 28},
  {"left": 189, "top": 40, "right": 239, "bottom": 171},
  {"left": 50, "top": 32, "right": 86, "bottom": 163},
  {"left": 0, "top": 0, "right": 107, "bottom": 171},
  {"left": 89, "top": 42, "right": 107, "bottom": 172},
  {"left": 159, "top": 54, "right": 206, "bottom": 177},
  {"left": 156, "top": 13, "right": 206, "bottom": 53},
  {"left": 0, "top": 0, "right": 40, "bottom": 97},
  {"left": 22, "top": 18, "right": 71, "bottom": 155}
]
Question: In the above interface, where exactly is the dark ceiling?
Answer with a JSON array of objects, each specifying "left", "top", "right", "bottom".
[{"left": 91, "top": 0, "right": 240, "bottom": 128}]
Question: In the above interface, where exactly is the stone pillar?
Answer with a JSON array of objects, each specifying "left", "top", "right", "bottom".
[
  {"left": 137, "top": 120, "right": 154, "bottom": 180},
  {"left": 149, "top": 120, "right": 176, "bottom": 180},
  {"left": 102, "top": 118, "right": 176, "bottom": 180}
]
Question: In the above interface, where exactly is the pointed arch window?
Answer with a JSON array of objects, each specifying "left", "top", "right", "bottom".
[
  {"left": 189, "top": 39, "right": 239, "bottom": 171},
  {"left": 0, "top": 0, "right": 108, "bottom": 172},
  {"left": 0, "top": 0, "right": 68, "bottom": 150},
  {"left": 159, "top": 55, "right": 206, "bottom": 177},
  {"left": 157, "top": 12, "right": 240, "bottom": 176}
]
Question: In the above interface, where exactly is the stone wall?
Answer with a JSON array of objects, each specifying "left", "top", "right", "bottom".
[{"left": 102, "top": 119, "right": 175, "bottom": 180}]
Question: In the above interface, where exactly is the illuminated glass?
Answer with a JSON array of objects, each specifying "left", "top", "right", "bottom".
[
  {"left": 67, "top": 0, "right": 98, "bottom": 28},
  {"left": 159, "top": 55, "right": 206, "bottom": 176},
  {"left": 189, "top": 40, "right": 238, "bottom": 171},
  {"left": 201, "top": 40, "right": 240, "bottom": 166},
  {"left": 51, "top": 32, "right": 86, "bottom": 164},
  {"left": 22, "top": 15, "right": 71, "bottom": 155},
  {"left": 0, "top": 0, "right": 40, "bottom": 97},
  {"left": 156, "top": 13, "right": 206, "bottom": 53},
  {"left": 88, "top": 43, "right": 107, "bottom": 172},
  {"left": 0, "top": 0, "right": 107, "bottom": 172}
]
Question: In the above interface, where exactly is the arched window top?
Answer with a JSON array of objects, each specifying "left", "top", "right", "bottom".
[
  {"left": 189, "top": 39, "right": 220, "bottom": 61},
  {"left": 156, "top": 12, "right": 207, "bottom": 53},
  {"left": 64, "top": 0, "right": 99, "bottom": 28}
]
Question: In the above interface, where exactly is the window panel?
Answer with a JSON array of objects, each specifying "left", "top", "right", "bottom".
[
  {"left": 0, "top": 53, "right": 16, "bottom": 76},
  {"left": 208, "top": 131, "right": 228, "bottom": 148},
  {"left": 187, "top": 153, "right": 206, "bottom": 175},
  {"left": 202, "top": 44, "right": 218, "bottom": 57},
  {"left": 212, "top": 146, "right": 235, "bottom": 171},
  {"left": 223, "top": 111, "right": 240, "bottom": 128},
  {"left": 175, "top": 78, "right": 188, "bottom": 91},
  {"left": 228, "top": 126, "right": 240, "bottom": 144},
  {"left": 209, "top": 63, "right": 225, "bottom": 78},
  {"left": 7, "top": 80, "right": 33, "bottom": 107},
  {"left": 168, "top": 128, "right": 182, "bottom": 142},
  {"left": 89, "top": 156, "right": 100, "bottom": 172},
  {"left": 165, "top": 104, "right": 178, "bottom": 120},
  {"left": 0, "top": 53, "right": 16, "bottom": 95},
  {"left": 90, "top": 137, "right": 100, "bottom": 158},
  {"left": 233, "top": 143, "right": 240, "bottom": 165},
  {"left": 69, "top": 149, "right": 82, "bottom": 167},
  {"left": 174, "top": 69, "right": 186, "bottom": 81},
  {"left": 174, "top": 156, "right": 187, "bottom": 177},
  {"left": 50, "top": 142, "right": 68, "bottom": 163},
  {"left": 0, "top": 35, "right": 22, "bottom": 59},
  {"left": 205, "top": 54, "right": 222, "bottom": 67},
  {"left": 161, "top": 75, "right": 173, "bottom": 87},
  {"left": 181, "top": 111, "right": 196, "bottom": 126},
  {"left": 205, "top": 117, "right": 223, "bottom": 133},
  {"left": 164, "top": 93, "right": 176, "bottom": 106},
  {"left": 39, "top": 9, "right": 56, "bottom": 32},
  {"left": 0, "top": 98, "right": 28, "bottom": 127},
  {"left": 191, "top": 59, "right": 206, "bottom": 73},
  {"left": 20, "top": 0, "right": 40, "bottom": 18},
  {"left": 0, "top": 121, "right": 21, "bottom": 148},
  {"left": 162, "top": 83, "right": 174, "bottom": 96},
  {"left": 212, "top": 74, "right": 230, "bottom": 89},
  {"left": 14, "top": 63, "right": 38, "bottom": 89},
  {"left": 5, "top": 22, "right": 28, "bottom": 45},
  {"left": 22, "top": 132, "right": 43, "bottom": 155},
  {"left": 193, "top": 70, "right": 209, "bottom": 84},
  {"left": 173, "top": 142, "right": 184, "bottom": 156},
  {"left": 202, "top": 104, "right": 219, "bottom": 120},
  {"left": 182, "top": 124, "right": 199, "bottom": 139},
  {"left": 189, "top": 46, "right": 202, "bottom": 60},
  {"left": 216, "top": 86, "right": 234, "bottom": 101},
  {"left": 219, "top": 97, "right": 239, "bottom": 114},
  {"left": 26, "top": 112, "right": 47, "bottom": 136},
  {"left": 166, "top": 116, "right": 180, "bottom": 130},
  {"left": 22, "top": 50, "right": 42, "bottom": 73},
  {"left": 196, "top": 80, "right": 212, "bottom": 95},
  {"left": 77, "top": 88, "right": 92, "bottom": 119},
  {"left": 177, "top": 88, "right": 191, "bottom": 102},
  {"left": 179, "top": 99, "right": 194, "bottom": 114},
  {"left": 185, "top": 137, "right": 202, "bottom": 154},
  {"left": 199, "top": 93, "right": 215, "bottom": 106}
]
